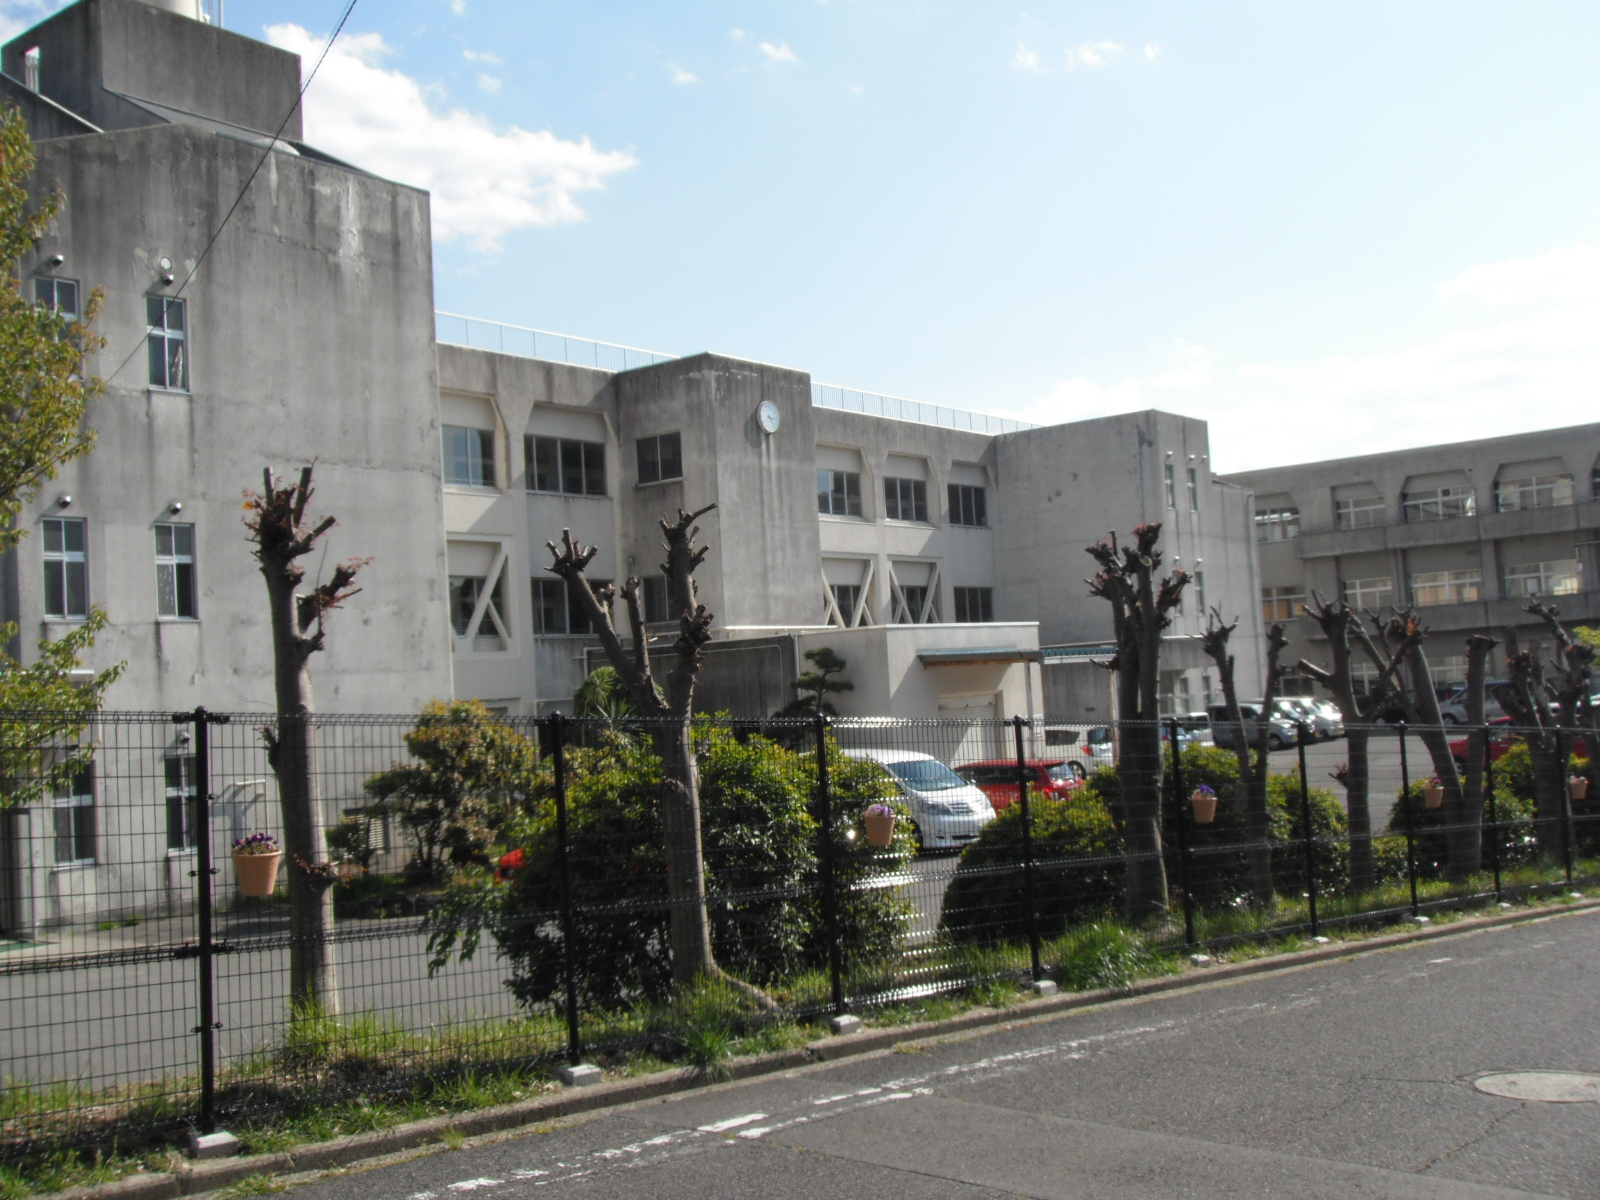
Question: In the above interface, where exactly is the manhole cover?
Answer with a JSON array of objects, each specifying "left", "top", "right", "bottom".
[{"left": 1473, "top": 1072, "right": 1600, "bottom": 1102}]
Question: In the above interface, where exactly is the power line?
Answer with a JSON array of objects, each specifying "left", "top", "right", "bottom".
[{"left": 103, "top": 0, "right": 363, "bottom": 387}]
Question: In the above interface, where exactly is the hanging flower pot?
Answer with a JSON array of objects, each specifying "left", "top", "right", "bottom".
[
  {"left": 1190, "top": 786, "right": 1218, "bottom": 825},
  {"left": 864, "top": 804, "right": 897, "bottom": 848},
  {"left": 1422, "top": 778, "right": 1444, "bottom": 809},
  {"left": 232, "top": 832, "right": 282, "bottom": 897},
  {"left": 1570, "top": 776, "right": 1591, "bottom": 801}
]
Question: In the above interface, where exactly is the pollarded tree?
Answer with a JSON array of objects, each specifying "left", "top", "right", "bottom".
[
  {"left": 548, "top": 505, "right": 769, "bottom": 998},
  {"left": 1297, "top": 594, "right": 1414, "bottom": 891},
  {"left": 1085, "top": 523, "right": 1187, "bottom": 920},
  {"left": 1200, "top": 610, "right": 1289, "bottom": 908},
  {"left": 1491, "top": 601, "right": 1595, "bottom": 862},
  {"left": 246, "top": 466, "right": 368, "bottom": 1016}
]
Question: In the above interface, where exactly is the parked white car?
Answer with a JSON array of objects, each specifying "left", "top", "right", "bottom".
[
  {"left": 843, "top": 749, "right": 997, "bottom": 854},
  {"left": 1437, "top": 685, "right": 1509, "bottom": 725},
  {"left": 1273, "top": 697, "right": 1340, "bottom": 740}
]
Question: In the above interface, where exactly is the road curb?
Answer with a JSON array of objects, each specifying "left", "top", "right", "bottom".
[{"left": 37, "top": 895, "right": 1598, "bottom": 1200}]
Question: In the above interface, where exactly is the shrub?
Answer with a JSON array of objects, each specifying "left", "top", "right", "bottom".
[
  {"left": 427, "top": 727, "right": 912, "bottom": 1008},
  {"left": 1385, "top": 779, "right": 1538, "bottom": 880}
]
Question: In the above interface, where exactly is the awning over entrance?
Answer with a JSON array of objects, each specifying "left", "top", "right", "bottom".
[{"left": 917, "top": 646, "right": 1044, "bottom": 667}]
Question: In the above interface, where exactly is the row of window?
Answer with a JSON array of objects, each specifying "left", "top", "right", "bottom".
[
  {"left": 40, "top": 756, "right": 203, "bottom": 869},
  {"left": 817, "top": 471, "right": 988, "bottom": 527},
  {"left": 828, "top": 583, "right": 996, "bottom": 625},
  {"left": 1163, "top": 464, "right": 1202, "bottom": 512},
  {"left": 1260, "top": 558, "right": 1585, "bottom": 621},
  {"left": 35, "top": 279, "right": 191, "bottom": 391},
  {"left": 1255, "top": 468, "right": 1600, "bottom": 542},
  {"left": 442, "top": 428, "right": 677, "bottom": 494},
  {"left": 39, "top": 518, "right": 196, "bottom": 621}
]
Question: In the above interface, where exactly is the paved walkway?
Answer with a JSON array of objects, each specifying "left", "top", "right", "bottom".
[{"left": 286, "top": 909, "right": 1600, "bottom": 1199}]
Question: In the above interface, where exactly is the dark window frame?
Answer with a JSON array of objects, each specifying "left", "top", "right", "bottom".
[
  {"left": 42, "top": 516, "right": 88, "bottom": 619},
  {"left": 443, "top": 425, "right": 496, "bottom": 488},
  {"left": 953, "top": 586, "right": 994, "bottom": 623},
  {"left": 51, "top": 764, "right": 95, "bottom": 865},
  {"left": 155, "top": 522, "right": 197, "bottom": 619},
  {"left": 636, "top": 432, "right": 683, "bottom": 485},
  {"left": 526, "top": 434, "right": 606, "bottom": 496},
  {"left": 883, "top": 476, "right": 928, "bottom": 522},
  {"left": 818, "top": 469, "right": 864, "bottom": 517},
  {"left": 947, "top": 483, "right": 988, "bottom": 527},
  {"left": 146, "top": 295, "right": 188, "bottom": 391}
]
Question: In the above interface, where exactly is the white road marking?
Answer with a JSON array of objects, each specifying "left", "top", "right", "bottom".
[
  {"left": 698, "top": 1112, "right": 767, "bottom": 1132},
  {"left": 447, "top": 1180, "right": 504, "bottom": 1191},
  {"left": 1428, "top": 957, "right": 1452, "bottom": 964}
]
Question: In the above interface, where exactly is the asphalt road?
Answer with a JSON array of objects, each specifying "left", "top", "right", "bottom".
[{"left": 286, "top": 909, "right": 1600, "bottom": 1200}]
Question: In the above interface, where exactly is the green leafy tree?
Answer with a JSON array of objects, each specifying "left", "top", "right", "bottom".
[
  {"left": 573, "top": 666, "right": 638, "bottom": 722},
  {"left": 0, "top": 104, "right": 118, "bottom": 793},
  {"left": 773, "top": 648, "right": 854, "bottom": 719},
  {"left": 365, "top": 699, "right": 538, "bottom": 882}
]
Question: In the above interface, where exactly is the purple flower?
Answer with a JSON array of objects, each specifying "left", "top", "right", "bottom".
[
  {"left": 864, "top": 804, "right": 894, "bottom": 818},
  {"left": 1192, "top": 785, "right": 1217, "bottom": 799},
  {"left": 233, "top": 832, "right": 279, "bottom": 856}
]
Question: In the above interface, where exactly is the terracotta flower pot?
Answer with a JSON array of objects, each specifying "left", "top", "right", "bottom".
[
  {"left": 1422, "top": 781, "right": 1444, "bottom": 809},
  {"left": 864, "top": 811, "right": 897, "bottom": 848},
  {"left": 1190, "top": 789, "right": 1217, "bottom": 825},
  {"left": 234, "top": 851, "right": 283, "bottom": 897},
  {"left": 1570, "top": 776, "right": 1591, "bottom": 801}
]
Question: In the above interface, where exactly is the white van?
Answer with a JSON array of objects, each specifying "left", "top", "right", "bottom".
[{"left": 842, "top": 749, "right": 997, "bottom": 854}]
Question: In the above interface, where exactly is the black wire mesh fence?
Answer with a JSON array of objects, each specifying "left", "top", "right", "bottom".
[{"left": 0, "top": 708, "right": 1595, "bottom": 1163}]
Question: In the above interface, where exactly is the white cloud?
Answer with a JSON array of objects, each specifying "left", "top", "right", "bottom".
[
  {"left": 1001, "top": 244, "right": 1600, "bottom": 473},
  {"left": 462, "top": 49, "right": 501, "bottom": 64},
  {"left": 1144, "top": 43, "right": 1161, "bottom": 61},
  {"left": 0, "top": 0, "right": 66, "bottom": 42},
  {"left": 448, "top": 0, "right": 465, "bottom": 15},
  {"left": 475, "top": 72, "right": 501, "bottom": 94},
  {"left": 1012, "top": 42, "right": 1047, "bottom": 74},
  {"left": 669, "top": 64, "right": 698, "bottom": 85},
  {"left": 759, "top": 41, "right": 798, "bottom": 64},
  {"left": 1065, "top": 41, "right": 1124, "bottom": 70},
  {"left": 265, "top": 24, "right": 637, "bottom": 253},
  {"left": 731, "top": 27, "right": 746, "bottom": 40}
]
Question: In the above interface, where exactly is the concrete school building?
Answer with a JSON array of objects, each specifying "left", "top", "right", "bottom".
[
  {"left": 1225, "top": 425, "right": 1600, "bottom": 699},
  {"left": 0, "top": 0, "right": 1266, "bottom": 740}
]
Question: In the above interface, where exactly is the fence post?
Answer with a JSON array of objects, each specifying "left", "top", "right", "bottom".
[
  {"left": 178, "top": 706, "right": 228, "bottom": 1136},
  {"left": 1166, "top": 718, "right": 1195, "bottom": 947},
  {"left": 1398, "top": 723, "right": 1419, "bottom": 918},
  {"left": 1296, "top": 723, "right": 1320, "bottom": 938},
  {"left": 1558, "top": 727, "right": 1576, "bottom": 888},
  {"left": 1483, "top": 725, "right": 1502, "bottom": 901},
  {"left": 815, "top": 713, "right": 845, "bottom": 1018},
  {"left": 549, "top": 713, "right": 583, "bottom": 1068},
  {"left": 1013, "top": 716, "right": 1043, "bottom": 981}
]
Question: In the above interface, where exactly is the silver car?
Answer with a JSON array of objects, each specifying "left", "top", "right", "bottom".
[{"left": 843, "top": 749, "right": 996, "bottom": 854}]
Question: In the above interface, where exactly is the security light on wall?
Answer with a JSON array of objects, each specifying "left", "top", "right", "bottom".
[
  {"left": 56, "top": 494, "right": 71, "bottom": 507},
  {"left": 169, "top": 501, "right": 183, "bottom": 514},
  {"left": 160, "top": 272, "right": 175, "bottom": 286},
  {"left": 46, "top": 253, "right": 63, "bottom": 268}
]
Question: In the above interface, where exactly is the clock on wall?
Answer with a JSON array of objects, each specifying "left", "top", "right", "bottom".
[{"left": 757, "top": 400, "right": 781, "bottom": 435}]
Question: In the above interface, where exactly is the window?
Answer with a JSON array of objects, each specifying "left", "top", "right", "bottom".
[
  {"left": 1502, "top": 559, "right": 1582, "bottom": 598},
  {"left": 818, "top": 469, "right": 863, "bottom": 516},
  {"left": 1403, "top": 485, "right": 1475, "bottom": 522},
  {"left": 1592, "top": 461, "right": 1600, "bottom": 501},
  {"left": 898, "top": 586, "right": 931, "bottom": 623},
  {"left": 34, "top": 277, "right": 78, "bottom": 319},
  {"left": 22, "top": 46, "right": 39, "bottom": 93},
  {"left": 953, "top": 586, "right": 993, "bottom": 623},
  {"left": 1195, "top": 570, "right": 1206, "bottom": 617},
  {"left": 1341, "top": 576, "right": 1394, "bottom": 609},
  {"left": 1187, "top": 467, "right": 1199, "bottom": 511},
  {"left": 449, "top": 573, "right": 508, "bottom": 649},
  {"left": 165, "top": 755, "right": 199, "bottom": 851},
  {"left": 643, "top": 575, "right": 672, "bottom": 624},
  {"left": 1409, "top": 569, "right": 1481, "bottom": 607},
  {"left": 52, "top": 765, "right": 94, "bottom": 865},
  {"left": 1427, "top": 654, "right": 1468, "bottom": 694},
  {"left": 1261, "top": 586, "right": 1304, "bottom": 622},
  {"left": 443, "top": 425, "right": 495, "bottom": 487},
  {"left": 42, "top": 517, "right": 87, "bottom": 619},
  {"left": 530, "top": 578, "right": 611, "bottom": 635},
  {"left": 1336, "top": 495, "right": 1386, "bottom": 529},
  {"left": 526, "top": 435, "right": 605, "bottom": 496},
  {"left": 948, "top": 484, "right": 987, "bottom": 527},
  {"left": 636, "top": 432, "right": 682, "bottom": 484},
  {"left": 1495, "top": 474, "right": 1574, "bottom": 512},
  {"left": 828, "top": 583, "right": 862, "bottom": 625},
  {"left": 146, "top": 296, "right": 188, "bottom": 390},
  {"left": 883, "top": 477, "right": 928, "bottom": 522},
  {"left": 1255, "top": 506, "right": 1300, "bottom": 542},
  {"left": 155, "top": 523, "right": 196, "bottom": 619},
  {"left": 1164, "top": 463, "right": 1177, "bottom": 510}
]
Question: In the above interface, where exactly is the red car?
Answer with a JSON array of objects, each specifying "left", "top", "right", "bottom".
[
  {"left": 1447, "top": 717, "right": 1588, "bottom": 771},
  {"left": 954, "top": 759, "right": 1086, "bottom": 811}
]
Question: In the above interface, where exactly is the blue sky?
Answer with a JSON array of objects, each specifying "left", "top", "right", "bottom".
[{"left": 7, "top": 1, "right": 1600, "bottom": 470}]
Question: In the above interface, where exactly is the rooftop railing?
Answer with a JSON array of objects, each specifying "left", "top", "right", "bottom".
[
  {"left": 434, "top": 313, "right": 1036, "bottom": 436},
  {"left": 435, "top": 313, "right": 676, "bottom": 372},
  {"left": 811, "top": 383, "right": 1036, "bottom": 435}
]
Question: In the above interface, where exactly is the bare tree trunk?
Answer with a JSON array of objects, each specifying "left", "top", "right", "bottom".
[
  {"left": 1343, "top": 726, "right": 1375, "bottom": 890},
  {"left": 249, "top": 467, "right": 366, "bottom": 1018},
  {"left": 1400, "top": 642, "right": 1473, "bottom": 879},
  {"left": 653, "top": 724, "right": 714, "bottom": 985}
]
